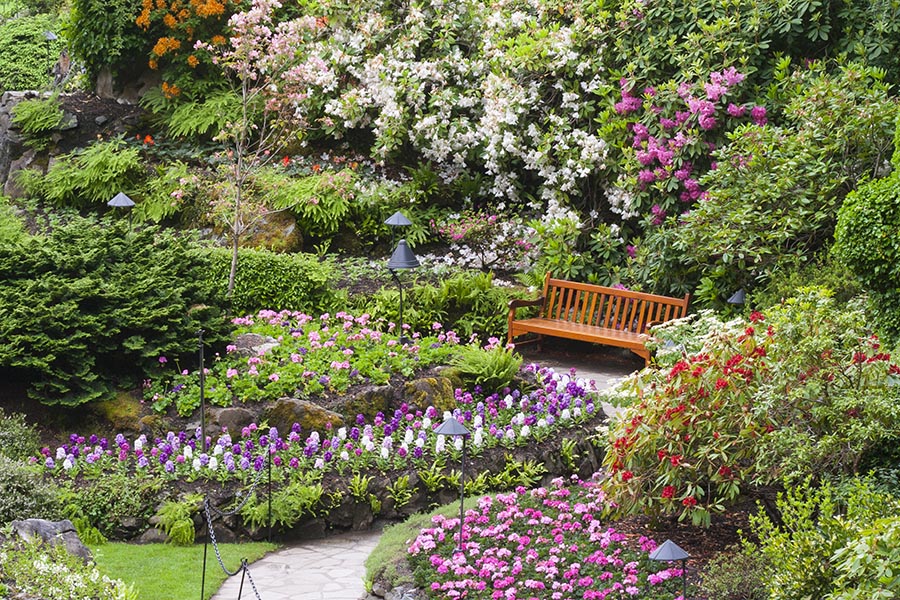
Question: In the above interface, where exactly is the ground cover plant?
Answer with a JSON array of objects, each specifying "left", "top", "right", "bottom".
[
  {"left": 0, "top": 538, "right": 135, "bottom": 600},
  {"left": 407, "top": 477, "right": 689, "bottom": 599},
  {"left": 35, "top": 351, "right": 602, "bottom": 537},
  {"left": 144, "top": 309, "right": 467, "bottom": 415}
]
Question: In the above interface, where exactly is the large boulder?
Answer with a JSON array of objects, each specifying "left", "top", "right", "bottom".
[
  {"left": 402, "top": 376, "right": 457, "bottom": 413},
  {"left": 10, "top": 519, "right": 92, "bottom": 564},
  {"left": 263, "top": 397, "right": 344, "bottom": 433},
  {"left": 233, "top": 333, "right": 279, "bottom": 357},
  {"left": 334, "top": 384, "right": 395, "bottom": 422},
  {"left": 211, "top": 406, "right": 256, "bottom": 433}
]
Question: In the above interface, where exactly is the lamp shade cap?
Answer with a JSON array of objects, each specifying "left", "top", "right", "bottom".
[
  {"left": 384, "top": 211, "right": 413, "bottom": 226},
  {"left": 108, "top": 192, "right": 135, "bottom": 208},
  {"left": 727, "top": 288, "right": 746, "bottom": 305},
  {"left": 387, "top": 239, "right": 420, "bottom": 270},
  {"left": 648, "top": 539, "right": 690, "bottom": 561},
  {"left": 434, "top": 417, "right": 471, "bottom": 436}
]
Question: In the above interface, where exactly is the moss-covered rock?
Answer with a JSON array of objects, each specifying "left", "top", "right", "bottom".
[
  {"left": 92, "top": 393, "right": 141, "bottom": 432},
  {"left": 402, "top": 377, "right": 457, "bottom": 413},
  {"left": 263, "top": 397, "right": 343, "bottom": 434},
  {"left": 336, "top": 385, "right": 395, "bottom": 422}
]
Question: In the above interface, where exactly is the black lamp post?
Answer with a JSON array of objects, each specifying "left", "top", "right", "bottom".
[
  {"left": 198, "top": 329, "right": 207, "bottom": 453},
  {"left": 434, "top": 416, "right": 471, "bottom": 553},
  {"left": 648, "top": 539, "right": 690, "bottom": 599},
  {"left": 107, "top": 192, "right": 135, "bottom": 230},
  {"left": 387, "top": 239, "right": 419, "bottom": 344},
  {"left": 384, "top": 210, "right": 412, "bottom": 247},
  {"left": 727, "top": 288, "right": 746, "bottom": 305}
]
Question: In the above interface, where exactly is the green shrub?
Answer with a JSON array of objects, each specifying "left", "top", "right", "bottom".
[
  {"left": 10, "top": 95, "right": 63, "bottom": 150},
  {"left": 0, "top": 196, "right": 25, "bottom": 243},
  {"left": 0, "top": 408, "right": 40, "bottom": 461},
  {"left": 0, "top": 15, "right": 62, "bottom": 92},
  {"left": 21, "top": 138, "right": 144, "bottom": 209},
  {"left": 675, "top": 62, "right": 897, "bottom": 308},
  {"left": 833, "top": 137, "right": 900, "bottom": 343},
  {"left": 257, "top": 167, "right": 356, "bottom": 243},
  {"left": 750, "top": 478, "right": 900, "bottom": 600},
  {"left": 0, "top": 217, "right": 228, "bottom": 406},
  {"left": 0, "top": 455, "right": 62, "bottom": 526},
  {"left": 202, "top": 246, "right": 340, "bottom": 316},
  {"left": 134, "top": 160, "right": 199, "bottom": 223},
  {"left": 67, "top": 0, "right": 149, "bottom": 84},
  {"left": 699, "top": 543, "right": 770, "bottom": 600},
  {"left": 58, "top": 471, "right": 160, "bottom": 538},
  {"left": 356, "top": 271, "right": 517, "bottom": 339},
  {"left": 450, "top": 344, "right": 522, "bottom": 393}
]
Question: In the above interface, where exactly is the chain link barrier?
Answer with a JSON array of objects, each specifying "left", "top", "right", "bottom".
[{"left": 200, "top": 444, "right": 274, "bottom": 600}]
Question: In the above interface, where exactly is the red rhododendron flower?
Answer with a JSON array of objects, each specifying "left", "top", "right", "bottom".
[{"left": 661, "top": 485, "right": 676, "bottom": 499}]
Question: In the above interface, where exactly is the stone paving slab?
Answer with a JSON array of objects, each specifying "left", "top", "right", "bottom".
[{"left": 210, "top": 529, "right": 381, "bottom": 600}]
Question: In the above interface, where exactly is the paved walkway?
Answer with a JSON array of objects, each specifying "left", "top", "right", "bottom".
[
  {"left": 211, "top": 342, "right": 642, "bottom": 600},
  {"left": 211, "top": 529, "right": 382, "bottom": 600}
]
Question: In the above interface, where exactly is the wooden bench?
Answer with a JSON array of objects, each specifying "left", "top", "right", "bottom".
[{"left": 507, "top": 274, "right": 690, "bottom": 366}]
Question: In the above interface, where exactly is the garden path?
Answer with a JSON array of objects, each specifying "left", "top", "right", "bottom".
[{"left": 210, "top": 341, "right": 641, "bottom": 600}]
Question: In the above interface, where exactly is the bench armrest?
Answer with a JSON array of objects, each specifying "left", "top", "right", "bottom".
[{"left": 508, "top": 297, "right": 545, "bottom": 311}]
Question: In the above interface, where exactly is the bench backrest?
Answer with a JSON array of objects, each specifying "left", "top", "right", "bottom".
[{"left": 541, "top": 274, "right": 690, "bottom": 334}]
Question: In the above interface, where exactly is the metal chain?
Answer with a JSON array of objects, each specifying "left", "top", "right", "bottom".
[
  {"left": 209, "top": 445, "right": 273, "bottom": 518},
  {"left": 201, "top": 444, "right": 274, "bottom": 600},
  {"left": 203, "top": 500, "right": 264, "bottom": 600}
]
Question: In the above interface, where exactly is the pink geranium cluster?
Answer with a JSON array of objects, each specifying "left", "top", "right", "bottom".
[{"left": 408, "top": 477, "right": 686, "bottom": 599}]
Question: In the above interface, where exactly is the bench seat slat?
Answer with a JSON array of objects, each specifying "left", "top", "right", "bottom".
[{"left": 510, "top": 318, "right": 650, "bottom": 351}]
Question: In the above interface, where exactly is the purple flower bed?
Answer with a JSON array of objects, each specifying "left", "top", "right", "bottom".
[
  {"left": 409, "top": 478, "right": 687, "bottom": 599},
  {"left": 37, "top": 365, "right": 600, "bottom": 484}
]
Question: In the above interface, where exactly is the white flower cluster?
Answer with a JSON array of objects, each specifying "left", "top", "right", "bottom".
[{"left": 276, "top": 0, "right": 612, "bottom": 206}]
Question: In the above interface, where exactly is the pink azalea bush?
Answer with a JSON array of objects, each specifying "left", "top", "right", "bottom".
[{"left": 408, "top": 477, "right": 686, "bottom": 599}]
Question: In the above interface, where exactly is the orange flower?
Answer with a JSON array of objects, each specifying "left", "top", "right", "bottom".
[
  {"left": 187, "top": 54, "right": 199, "bottom": 68},
  {"left": 163, "top": 13, "right": 176, "bottom": 27},
  {"left": 148, "top": 59, "right": 158, "bottom": 70},
  {"left": 161, "top": 81, "right": 181, "bottom": 98},
  {"left": 212, "top": 34, "right": 227, "bottom": 45},
  {"left": 311, "top": 164, "right": 321, "bottom": 173},
  {"left": 136, "top": 10, "right": 150, "bottom": 28},
  {"left": 144, "top": 135, "right": 155, "bottom": 145}
]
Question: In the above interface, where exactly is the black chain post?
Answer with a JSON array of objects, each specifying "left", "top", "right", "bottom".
[{"left": 199, "top": 329, "right": 206, "bottom": 452}]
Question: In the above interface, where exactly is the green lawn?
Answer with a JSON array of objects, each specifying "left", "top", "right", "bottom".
[{"left": 90, "top": 542, "right": 279, "bottom": 600}]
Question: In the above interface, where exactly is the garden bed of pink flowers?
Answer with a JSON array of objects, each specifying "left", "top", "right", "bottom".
[{"left": 408, "top": 477, "right": 688, "bottom": 599}]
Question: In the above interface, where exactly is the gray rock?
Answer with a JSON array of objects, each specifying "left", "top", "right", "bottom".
[
  {"left": 211, "top": 406, "right": 256, "bottom": 433},
  {"left": 136, "top": 527, "right": 168, "bottom": 544},
  {"left": 11, "top": 519, "right": 93, "bottom": 564},
  {"left": 233, "top": 333, "right": 279, "bottom": 357},
  {"left": 58, "top": 111, "right": 77, "bottom": 130},
  {"left": 94, "top": 115, "right": 108, "bottom": 126}
]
